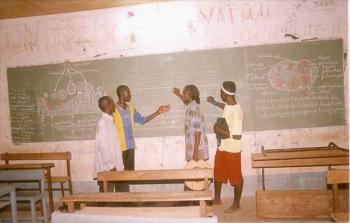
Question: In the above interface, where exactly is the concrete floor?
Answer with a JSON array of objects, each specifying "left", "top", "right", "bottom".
[
  {"left": 0, "top": 196, "right": 334, "bottom": 223},
  {"left": 216, "top": 196, "right": 331, "bottom": 223}
]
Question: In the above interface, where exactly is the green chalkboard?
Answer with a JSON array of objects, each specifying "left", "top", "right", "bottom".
[{"left": 7, "top": 39, "right": 345, "bottom": 143}]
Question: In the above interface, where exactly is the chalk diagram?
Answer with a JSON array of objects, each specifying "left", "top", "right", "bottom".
[
  {"left": 40, "top": 61, "right": 102, "bottom": 115},
  {"left": 267, "top": 59, "right": 318, "bottom": 92}
]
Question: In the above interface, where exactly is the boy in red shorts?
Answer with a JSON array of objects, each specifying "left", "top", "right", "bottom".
[{"left": 207, "top": 81, "right": 243, "bottom": 213}]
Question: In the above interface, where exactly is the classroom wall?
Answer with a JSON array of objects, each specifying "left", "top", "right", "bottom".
[{"left": 0, "top": 0, "right": 348, "bottom": 196}]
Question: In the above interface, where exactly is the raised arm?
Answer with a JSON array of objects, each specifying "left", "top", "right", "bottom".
[
  {"left": 172, "top": 87, "right": 186, "bottom": 104},
  {"left": 207, "top": 96, "right": 225, "bottom": 110}
]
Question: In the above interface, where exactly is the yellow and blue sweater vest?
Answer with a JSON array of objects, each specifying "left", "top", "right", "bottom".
[{"left": 113, "top": 104, "right": 135, "bottom": 152}]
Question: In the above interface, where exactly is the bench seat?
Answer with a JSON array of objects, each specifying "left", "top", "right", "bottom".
[
  {"left": 61, "top": 191, "right": 213, "bottom": 215},
  {"left": 47, "top": 176, "right": 71, "bottom": 183},
  {"left": 62, "top": 191, "right": 212, "bottom": 203}
]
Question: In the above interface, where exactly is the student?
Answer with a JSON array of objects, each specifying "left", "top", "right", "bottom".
[
  {"left": 94, "top": 96, "right": 124, "bottom": 192},
  {"left": 207, "top": 81, "right": 244, "bottom": 213},
  {"left": 114, "top": 85, "right": 170, "bottom": 190},
  {"left": 172, "top": 85, "right": 209, "bottom": 162}
]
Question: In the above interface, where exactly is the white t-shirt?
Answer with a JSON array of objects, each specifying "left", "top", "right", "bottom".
[{"left": 218, "top": 103, "right": 243, "bottom": 153}]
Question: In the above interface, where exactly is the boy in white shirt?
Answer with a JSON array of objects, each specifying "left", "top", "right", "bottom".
[
  {"left": 94, "top": 96, "right": 124, "bottom": 192},
  {"left": 207, "top": 81, "right": 244, "bottom": 213}
]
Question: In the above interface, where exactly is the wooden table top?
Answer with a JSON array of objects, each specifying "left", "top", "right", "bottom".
[{"left": 0, "top": 163, "right": 54, "bottom": 170}]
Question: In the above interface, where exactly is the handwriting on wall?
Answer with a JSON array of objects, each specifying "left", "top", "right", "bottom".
[
  {"left": 199, "top": 2, "right": 270, "bottom": 27},
  {"left": 281, "top": 0, "right": 341, "bottom": 39},
  {"left": 0, "top": 0, "right": 346, "bottom": 63},
  {"left": 308, "top": 0, "right": 335, "bottom": 11},
  {"left": 45, "top": 17, "right": 97, "bottom": 55},
  {"left": 0, "top": 22, "right": 38, "bottom": 58}
]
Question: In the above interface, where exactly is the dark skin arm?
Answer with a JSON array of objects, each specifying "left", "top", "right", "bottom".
[
  {"left": 214, "top": 123, "right": 242, "bottom": 140},
  {"left": 172, "top": 87, "right": 186, "bottom": 103},
  {"left": 207, "top": 96, "right": 225, "bottom": 110},
  {"left": 193, "top": 131, "right": 201, "bottom": 161},
  {"left": 144, "top": 105, "right": 170, "bottom": 123},
  {"left": 144, "top": 111, "right": 159, "bottom": 124}
]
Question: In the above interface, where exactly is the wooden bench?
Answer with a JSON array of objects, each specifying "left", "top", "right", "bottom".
[
  {"left": 1, "top": 152, "right": 73, "bottom": 197},
  {"left": 327, "top": 169, "right": 349, "bottom": 222},
  {"left": 61, "top": 169, "right": 213, "bottom": 217}
]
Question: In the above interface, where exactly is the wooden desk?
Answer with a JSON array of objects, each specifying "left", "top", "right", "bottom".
[
  {"left": 0, "top": 163, "right": 55, "bottom": 214},
  {"left": 251, "top": 142, "right": 349, "bottom": 219},
  {"left": 251, "top": 142, "right": 349, "bottom": 190}
]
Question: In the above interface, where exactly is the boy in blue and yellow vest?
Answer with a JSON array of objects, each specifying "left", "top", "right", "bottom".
[{"left": 114, "top": 85, "right": 170, "bottom": 191}]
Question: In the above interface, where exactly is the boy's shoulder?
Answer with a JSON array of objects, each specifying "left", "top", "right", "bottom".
[
  {"left": 225, "top": 103, "right": 242, "bottom": 110},
  {"left": 115, "top": 103, "right": 136, "bottom": 113},
  {"left": 187, "top": 101, "right": 200, "bottom": 110},
  {"left": 234, "top": 103, "right": 242, "bottom": 111},
  {"left": 97, "top": 115, "right": 106, "bottom": 126},
  {"left": 97, "top": 113, "right": 112, "bottom": 126},
  {"left": 187, "top": 103, "right": 202, "bottom": 117},
  {"left": 224, "top": 103, "right": 243, "bottom": 117}
]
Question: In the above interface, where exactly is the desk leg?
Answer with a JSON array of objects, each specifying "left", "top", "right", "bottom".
[
  {"left": 262, "top": 168, "right": 265, "bottom": 190},
  {"left": 10, "top": 189, "right": 18, "bottom": 223},
  {"left": 46, "top": 168, "right": 54, "bottom": 214},
  {"left": 200, "top": 200, "right": 207, "bottom": 217}
]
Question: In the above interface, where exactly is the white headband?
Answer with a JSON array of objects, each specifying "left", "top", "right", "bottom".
[{"left": 221, "top": 86, "right": 235, "bottom": 96}]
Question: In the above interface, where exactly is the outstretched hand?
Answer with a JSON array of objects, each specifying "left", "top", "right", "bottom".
[
  {"left": 207, "top": 96, "right": 215, "bottom": 104},
  {"left": 172, "top": 87, "right": 181, "bottom": 97},
  {"left": 157, "top": 105, "right": 171, "bottom": 114},
  {"left": 144, "top": 105, "right": 171, "bottom": 123}
]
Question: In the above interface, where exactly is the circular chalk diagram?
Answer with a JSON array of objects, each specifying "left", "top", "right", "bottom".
[
  {"left": 77, "top": 81, "right": 93, "bottom": 93},
  {"left": 267, "top": 59, "right": 318, "bottom": 92},
  {"left": 57, "top": 89, "right": 67, "bottom": 100},
  {"left": 67, "top": 78, "right": 77, "bottom": 96}
]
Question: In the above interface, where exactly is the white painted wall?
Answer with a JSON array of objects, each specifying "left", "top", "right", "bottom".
[{"left": 0, "top": 0, "right": 348, "bottom": 196}]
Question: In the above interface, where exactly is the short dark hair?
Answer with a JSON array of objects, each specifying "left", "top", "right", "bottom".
[
  {"left": 116, "top": 85, "right": 129, "bottom": 98},
  {"left": 184, "top": 85, "right": 200, "bottom": 104},
  {"left": 222, "top": 81, "right": 236, "bottom": 95},
  {"left": 98, "top": 96, "right": 110, "bottom": 111}
]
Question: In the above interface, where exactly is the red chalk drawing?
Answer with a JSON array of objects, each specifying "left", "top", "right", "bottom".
[
  {"left": 127, "top": 11, "right": 135, "bottom": 17},
  {"left": 199, "top": 2, "right": 270, "bottom": 29},
  {"left": 268, "top": 59, "right": 318, "bottom": 92},
  {"left": 39, "top": 62, "right": 99, "bottom": 113}
]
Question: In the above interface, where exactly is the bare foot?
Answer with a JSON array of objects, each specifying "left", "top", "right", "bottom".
[
  {"left": 213, "top": 197, "right": 222, "bottom": 205},
  {"left": 224, "top": 204, "right": 240, "bottom": 214}
]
